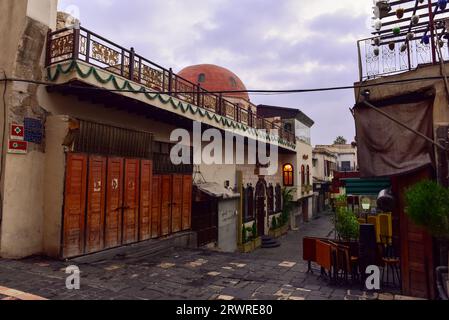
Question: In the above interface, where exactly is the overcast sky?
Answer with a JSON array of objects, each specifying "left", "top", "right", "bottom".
[{"left": 58, "top": 0, "right": 374, "bottom": 145}]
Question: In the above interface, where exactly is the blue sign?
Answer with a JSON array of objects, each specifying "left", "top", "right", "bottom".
[{"left": 24, "top": 118, "right": 43, "bottom": 144}]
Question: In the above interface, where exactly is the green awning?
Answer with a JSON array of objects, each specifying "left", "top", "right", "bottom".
[{"left": 341, "top": 178, "right": 391, "bottom": 196}]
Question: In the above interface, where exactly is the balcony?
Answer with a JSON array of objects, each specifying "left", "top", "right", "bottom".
[
  {"left": 357, "top": 0, "right": 449, "bottom": 81},
  {"left": 45, "top": 27, "right": 296, "bottom": 146},
  {"left": 357, "top": 32, "right": 449, "bottom": 81}
]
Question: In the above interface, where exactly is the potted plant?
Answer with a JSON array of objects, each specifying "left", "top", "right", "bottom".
[
  {"left": 240, "top": 224, "right": 254, "bottom": 253},
  {"left": 252, "top": 222, "right": 262, "bottom": 249},
  {"left": 269, "top": 216, "right": 280, "bottom": 238},
  {"left": 335, "top": 207, "right": 359, "bottom": 242},
  {"left": 280, "top": 188, "right": 295, "bottom": 235},
  {"left": 405, "top": 180, "right": 449, "bottom": 295}
]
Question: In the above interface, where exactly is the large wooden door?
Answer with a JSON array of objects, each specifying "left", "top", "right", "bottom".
[
  {"left": 139, "top": 160, "right": 153, "bottom": 241},
  {"left": 105, "top": 157, "right": 124, "bottom": 248},
  {"left": 182, "top": 175, "right": 192, "bottom": 231},
  {"left": 63, "top": 154, "right": 88, "bottom": 258},
  {"left": 85, "top": 156, "right": 107, "bottom": 254},
  {"left": 394, "top": 167, "right": 435, "bottom": 299},
  {"left": 123, "top": 159, "right": 140, "bottom": 244},
  {"left": 171, "top": 175, "right": 183, "bottom": 233},
  {"left": 160, "top": 175, "right": 172, "bottom": 236},
  {"left": 151, "top": 176, "right": 162, "bottom": 238}
]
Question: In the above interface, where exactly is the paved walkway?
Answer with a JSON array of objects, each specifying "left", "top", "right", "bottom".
[{"left": 0, "top": 212, "right": 410, "bottom": 300}]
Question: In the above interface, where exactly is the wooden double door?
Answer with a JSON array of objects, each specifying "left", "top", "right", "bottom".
[
  {"left": 62, "top": 153, "right": 192, "bottom": 258},
  {"left": 151, "top": 174, "right": 192, "bottom": 238}
]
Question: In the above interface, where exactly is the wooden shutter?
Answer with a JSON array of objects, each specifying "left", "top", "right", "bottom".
[
  {"left": 160, "top": 175, "right": 172, "bottom": 236},
  {"left": 171, "top": 175, "right": 183, "bottom": 233},
  {"left": 105, "top": 157, "right": 124, "bottom": 248},
  {"left": 139, "top": 160, "right": 153, "bottom": 241},
  {"left": 123, "top": 159, "right": 140, "bottom": 244},
  {"left": 85, "top": 156, "right": 107, "bottom": 254},
  {"left": 151, "top": 175, "right": 162, "bottom": 238},
  {"left": 182, "top": 175, "right": 192, "bottom": 230},
  {"left": 63, "top": 153, "right": 88, "bottom": 258}
]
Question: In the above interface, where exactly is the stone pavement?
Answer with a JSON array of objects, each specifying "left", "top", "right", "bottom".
[{"left": 0, "top": 212, "right": 411, "bottom": 300}]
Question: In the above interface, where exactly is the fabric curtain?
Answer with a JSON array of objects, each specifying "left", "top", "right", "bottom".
[{"left": 354, "top": 91, "right": 435, "bottom": 178}]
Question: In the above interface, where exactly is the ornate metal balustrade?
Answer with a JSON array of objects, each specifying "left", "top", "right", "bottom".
[
  {"left": 46, "top": 27, "right": 296, "bottom": 146},
  {"left": 357, "top": 33, "right": 449, "bottom": 80}
]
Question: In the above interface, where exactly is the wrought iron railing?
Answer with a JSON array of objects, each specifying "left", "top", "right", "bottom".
[
  {"left": 357, "top": 34, "right": 449, "bottom": 80},
  {"left": 45, "top": 27, "right": 296, "bottom": 146}
]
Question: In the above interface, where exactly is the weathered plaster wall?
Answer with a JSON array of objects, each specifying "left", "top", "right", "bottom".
[
  {"left": 217, "top": 198, "right": 238, "bottom": 253},
  {"left": 354, "top": 64, "right": 449, "bottom": 128},
  {"left": 0, "top": 0, "right": 57, "bottom": 258},
  {"left": 0, "top": 0, "right": 28, "bottom": 254},
  {"left": 43, "top": 115, "right": 68, "bottom": 257}
]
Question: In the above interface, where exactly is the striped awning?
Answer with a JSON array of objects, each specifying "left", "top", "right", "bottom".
[{"left": 341, "top": 178, "right": 391, "bottom": 196}]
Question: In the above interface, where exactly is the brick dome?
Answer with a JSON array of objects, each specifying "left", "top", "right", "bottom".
[{"left": 178, "top": 64, "right": 249, "bottom": 101}]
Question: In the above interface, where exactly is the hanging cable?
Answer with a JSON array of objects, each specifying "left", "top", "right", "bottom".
[{"left": 1, "top": 74, "right": 449, "bottom": 96}]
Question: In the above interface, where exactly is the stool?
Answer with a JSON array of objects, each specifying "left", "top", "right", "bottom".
[{"left": 382, "top": 257, "right": 401, "bottom": 288}]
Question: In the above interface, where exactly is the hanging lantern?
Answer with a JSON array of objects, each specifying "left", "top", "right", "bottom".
[
  {"left": 374, "top": 19, "right": 382, "bottom": 31},
  {"left": 422, "top": 35, "right": 430, "bottom": 45},
  {"left": 439, "top": 0, "right": 448, "bottom": 10},
  {"left": 392, "top": 26, "right": 401, "bottom": 36},
  {"left": 411, "top": 14, "right": 420, "bottom": 26},
  {"left": 400, "top": 43, "right": 407, "bottom": 52},
  {"left": 374, "top": 46, "right": 380, "bottom": 56},
  {"left": 388, "top": 41, "right": 395, "bottom": 51},
  {"left": 406, "top": 32, "right": 415, "bottom": 41},
  {"left": 396, "top": 8, "right": 405, "bottom": 19},
  {"left": 373, "top": 37, "right": 381, "bottom": 46},
  {"left": 375, "top": 1, "right": 392, "bottom": 19}
]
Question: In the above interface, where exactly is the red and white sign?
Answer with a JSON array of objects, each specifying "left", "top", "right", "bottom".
[
  {"left": 10, "top": 124, "right": 24, "bottom": 141},
  {"left": 8, "top": 140, "right": 28, "bottom": 154}
]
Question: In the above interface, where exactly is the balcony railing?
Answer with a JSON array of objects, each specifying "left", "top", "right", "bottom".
[
  {"left": 357, "top": 34, "right": 449, "bottom": 80},
  {"left": 45, "top": 27, "right": 296, "bottom": 146}
]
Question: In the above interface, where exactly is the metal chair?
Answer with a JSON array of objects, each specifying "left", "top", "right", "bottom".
[{"left": 380, "top": 235, "right": 401, "bottom": 288}]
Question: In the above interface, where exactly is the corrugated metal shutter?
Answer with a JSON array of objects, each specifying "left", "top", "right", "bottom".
[{"left": 74, "top": 120, "right": 153, "bottom": 159}]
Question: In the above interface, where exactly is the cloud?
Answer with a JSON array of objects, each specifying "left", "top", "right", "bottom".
[{"left": 58, "top": 0, "right": 373, "bottom": 144}]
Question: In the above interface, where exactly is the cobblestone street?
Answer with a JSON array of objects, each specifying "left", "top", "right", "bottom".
[{"left": 0, "top": 213, "right": 404, "bottom": 301}]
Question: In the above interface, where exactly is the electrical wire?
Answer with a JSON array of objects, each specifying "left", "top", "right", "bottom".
[{"left": 1, "top": 74, "right": 449, "bottom": 96}]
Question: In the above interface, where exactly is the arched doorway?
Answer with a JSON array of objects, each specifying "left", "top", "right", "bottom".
[{"left": 255, "top": 179, "right": 267, "bottom": 236}]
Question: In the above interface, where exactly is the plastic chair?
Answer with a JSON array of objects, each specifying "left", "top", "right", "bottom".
[{"left": 378, "top": 213, "right": 393, "bottom": 245}]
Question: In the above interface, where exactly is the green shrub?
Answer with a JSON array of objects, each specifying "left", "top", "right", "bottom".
[
  {"left": 280, "top": 188, "right": 296, "bottom": 226},
  {"left": 271, "top": 216, "right": 278, "bottom": 230},
  {"left": 405, "top": 180, "right": 449, "bottom": 239},
  {"left": 252, "top": 222, "right": 257, "bottom": 239},
  {"left": 336, "top": 207, "right": 359, "bottom": 241},
  {"left": 242, "top": 225, "right": 248, "bottom": 244}
]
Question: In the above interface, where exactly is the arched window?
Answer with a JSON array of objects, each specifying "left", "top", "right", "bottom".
[
  {"left": 301, "top": 165, "right": 305, "bottom": 185},
  {"left": 283, "top": 164, "right": 294, "bottom": 187},
  {"left": 198, "top": 73, "right": 206, "bottom": 83},
  {"left": 306, "top": 165, "right": 310, "bottom": 185}
]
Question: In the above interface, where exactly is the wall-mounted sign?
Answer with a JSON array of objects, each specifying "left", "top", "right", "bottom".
[
  {"left": 8, "top": 140, "right": 28, "bottom": 154},
  {"left": 24, "top": 118, "right": 43, "bottom": 144},
  {"left": 10, "top": 124, "right": 24, "bottom": 141}
]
